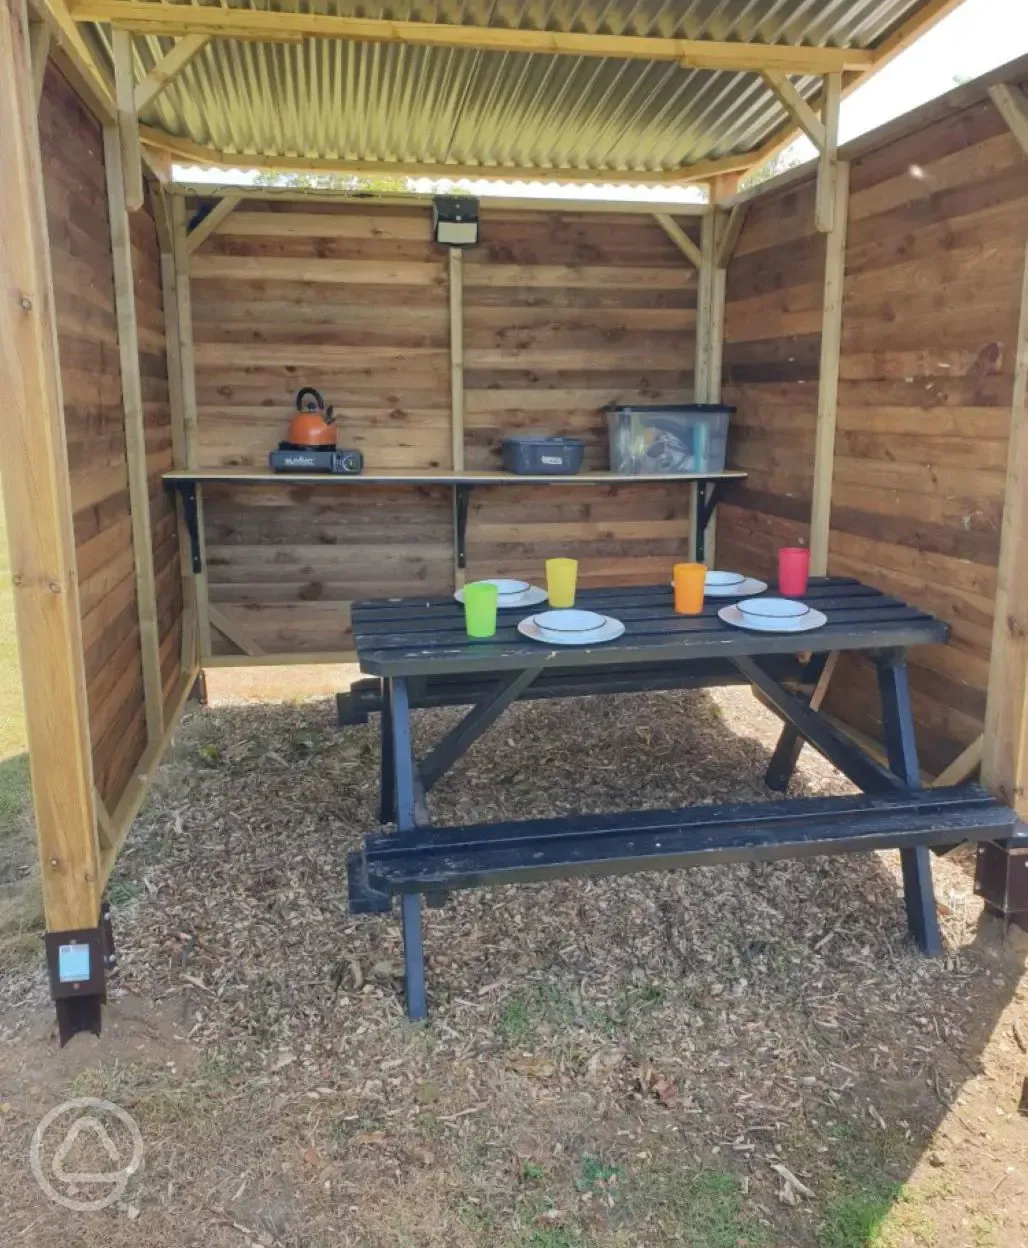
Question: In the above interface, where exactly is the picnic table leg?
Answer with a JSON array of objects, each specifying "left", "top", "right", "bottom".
[
  {"left": 379, "top": 677, "right": 395, "bottom": 825},
  {"left": 389, "top": 676, "right": 428, "bottom": 1019},
  {"left": 765, "top": 652, "right": 835, "bottom": 792},
  {"left": 876, "top": 652, "right": 943, "bottom": 957}
]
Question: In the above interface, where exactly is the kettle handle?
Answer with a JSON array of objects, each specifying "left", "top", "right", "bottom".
[{"left": 296, "top": 386, "right": 324, "bottom": 412}]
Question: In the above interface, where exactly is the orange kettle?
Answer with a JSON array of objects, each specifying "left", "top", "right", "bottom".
[{"left": 286, "top": 387, "right": 337, "bottom": 448}]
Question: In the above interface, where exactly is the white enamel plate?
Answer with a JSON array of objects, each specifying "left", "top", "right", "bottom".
[
  {"left": 704, "top": 572, "right": 768, "bottom": 599},
  {"left": 455, "top": 580, "right": 549, "bottom": 608},
  {"left": 518, "top": 612, "right": 626, "bottom": 646},
  {"left": 718, "top": 601, "right": 827, "bottom": 633}
]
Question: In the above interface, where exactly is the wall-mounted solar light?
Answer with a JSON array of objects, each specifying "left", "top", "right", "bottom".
[{"left": 432, "top": 195, "right": 480, "bottom": 247}]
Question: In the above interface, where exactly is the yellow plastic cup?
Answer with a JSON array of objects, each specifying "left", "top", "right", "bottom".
[
  {"left": 673, "top": 562, "right": 707, "bottom": 615},
  {"left": 463, "top": 581, "right": 498, "bottom": 638},
  {"left": 545, "top": 558, "right": 578, "bottom": 608}
]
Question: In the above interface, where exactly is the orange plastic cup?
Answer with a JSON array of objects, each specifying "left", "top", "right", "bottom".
[{"left": 673, "top": 562, "right": 707, "bottom": 615}]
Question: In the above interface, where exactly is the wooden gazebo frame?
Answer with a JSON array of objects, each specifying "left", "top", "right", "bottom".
[{"left": 1, "top": 0, "right": 1026, "bottom": 1040}]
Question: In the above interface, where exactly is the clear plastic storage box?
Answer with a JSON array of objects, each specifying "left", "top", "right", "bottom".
[{"left": 606, "top": 403, "right": 734, "bottom": 474}]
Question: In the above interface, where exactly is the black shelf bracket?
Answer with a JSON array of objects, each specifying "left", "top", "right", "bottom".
[
  {"left": 695, "top": 479, "right": 727, "bottom": 564},
  {"left": 169, "top": 480, "right": 203, "bottom": 573},
  {"left": 455, "top": 483, "right": 473, "bottom": 569}
]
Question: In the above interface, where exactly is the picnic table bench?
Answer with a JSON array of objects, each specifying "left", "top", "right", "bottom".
[{"left": 346, "top": 578, "right": 1016, "bottom": 1019}]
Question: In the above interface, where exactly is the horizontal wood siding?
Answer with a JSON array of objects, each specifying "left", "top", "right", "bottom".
[
  {"left": 721, "top": 83, "right": 1028, "bottom": 776},
  {"left": 203, "top": 483, "right": 453, "bottom": 654},
  {"left": 190, "top": 201, "right": 451, "bottom": 471},
  {"left": 133, "top": 186, "right": 182, "bottom": 709},
  {"left": 463, "top": 209, "right": 697, "bottom": 585},
  {"left": 718, "top": 179, "right": 822, "bottom": 580},
  {"left": 191, "top": 202, "right": 699, "bottom": 650},
  {"left": 40, "top": 66, "right": 149, "bottom": 810}
]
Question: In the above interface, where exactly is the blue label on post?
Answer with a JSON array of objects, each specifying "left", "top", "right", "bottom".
[{"left": 58, "top": 943, "right": 91, "bottom": 983}]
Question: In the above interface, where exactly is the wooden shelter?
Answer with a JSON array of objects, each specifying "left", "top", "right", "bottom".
[{"left": 1, "top": 0, "right": 1026, "bottom": 1039}]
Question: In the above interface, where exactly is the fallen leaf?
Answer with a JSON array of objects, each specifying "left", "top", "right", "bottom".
[
  {"left": 637, "top": 1063, "right": 678, "bottom": 1106},
  {"left": 532, "top": 1209, "right": 565, "bottom": 1228},
  {"left": 586, "top": 1049, "right": 624, "bottom": 1078},
  {"left": 509, "top": 1056, "right": 557, "bottom": 1079},
  {"left": 415, "top": 1081, "right": 440, "bottom": 1105},
  {"left": 371, "top": 960, "right": 403, "bottom": 981}
]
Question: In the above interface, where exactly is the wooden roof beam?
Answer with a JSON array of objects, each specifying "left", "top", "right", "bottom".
[
  {"left": 68, "top": 1, "right": 873, "bottom": 74},
  {"left": 138, "top": 124, "right": 752, "bottom": 188},
  {"left": 734, "top": 0, "right": 971, "bottom": 193},
  {"left": 29, "top": 0, "right": 115, "bottom": 119}
]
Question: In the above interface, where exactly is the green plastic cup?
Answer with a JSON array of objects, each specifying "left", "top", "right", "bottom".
[{"left": 463, "top": 581, "right": 499, "bottom": 638}]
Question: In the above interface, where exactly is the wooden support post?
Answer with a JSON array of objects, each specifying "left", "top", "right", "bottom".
[
  {"left": 171, "top": 195, "right": 212, "bottom": 658},
  {"left": 448, "top": 247, "right": 466, "bottom": 587},
  {"left": 111, "top": 27, "right": 143, "bottom": 211},
  {"left": 989, "top": 84, "right": 1028, "bottom": 159},
  {"left": 815, "top": 73, "right": 842, "bottom": 235},
  {"left": 29, "top": 17, "right": 49, "bottom": 104},
  {"left": 448, "top": 248, "right": 464, "bottom": 472},
  {"left": 0, "top": 0, "right": 99, "bottom": 931},
  {"left": 694, "top": 211, "right": 717, "bottom": 402},
  {"left": 688, "top": 211, "right": 719, "bottom": 562},
  {"left": 153, "top": 187, "right": 200, "bottom": 680},
  {"left": 185, "top": 192, "right": 241, "bottom": 253},
  {"left": 809, "top": 161, "right": 850, "bottom": 575},
  {"left": 982, "top": 244, "right": 1028, "bottom": 819},
  {"left": 103, "top": 126, "right": 164, "bottom": 743},
  {"left": 134, "top": 32, "right": 208, "bottom": 113}
]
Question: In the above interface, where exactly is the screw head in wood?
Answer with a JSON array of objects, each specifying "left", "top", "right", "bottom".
[{"left": 19, "top": 295, "right": 32, "bottom": 311}]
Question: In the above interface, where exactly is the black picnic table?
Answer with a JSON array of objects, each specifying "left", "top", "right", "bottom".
[{"left": 347, "top": 577, "right": 1015, "bottom": 1019}]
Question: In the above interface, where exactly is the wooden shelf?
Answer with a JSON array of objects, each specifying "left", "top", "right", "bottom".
[
  {"left": 163, "top": 467, "right": 748, "bottom": 486},
  {"left": 163, "top": 467, "right": 747, "bottom": 577}
]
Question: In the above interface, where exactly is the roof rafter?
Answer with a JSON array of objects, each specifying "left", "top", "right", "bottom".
[{"left": 69, "top": 0, "right": 874, "bottom": 74}]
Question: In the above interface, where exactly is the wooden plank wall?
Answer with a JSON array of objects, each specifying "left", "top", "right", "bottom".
[
  {"left": 464, "top": 210, "right": 696, "bottom": 586},
  {"left": 189, "top": 202, "right": 699, "bottom": 650},
  {"left": 189, "top": 201, "right": 453, "bottom": 653},
  {"left": 39, "top": 66, "right": 178, "bottom": 805},
  {"left": 720, "top": 81, "right": 1028, "bottom": 776}
]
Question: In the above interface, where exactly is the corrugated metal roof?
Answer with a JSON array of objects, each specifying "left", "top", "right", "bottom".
[{"left": 87, "top": 0, "right": 930, "bottom": 177}]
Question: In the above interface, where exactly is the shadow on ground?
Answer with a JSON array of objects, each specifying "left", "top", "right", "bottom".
[{"left": 0, "top": 688, "right": 1025, "bottom": 1248}]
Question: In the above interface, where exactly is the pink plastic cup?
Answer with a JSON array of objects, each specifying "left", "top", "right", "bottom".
[{"left": 778, "top": 546, "right": 811, "bottom": 597}]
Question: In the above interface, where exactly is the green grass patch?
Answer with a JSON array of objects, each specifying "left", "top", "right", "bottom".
[
  {"left": 630, "top": 1161, "right": 771, "bottom": 1248},
  {"left": 497, "top": 998, "right": 537, "bottom": 1046},
  {"left": 576, "top": 1154, "right": 623, "bottom": 1195},
  {"left": 819, "top": 1178, "right": 902, "bottom": 1248}
]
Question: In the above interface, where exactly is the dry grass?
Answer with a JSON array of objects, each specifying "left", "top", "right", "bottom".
[{"left": 0, "top": 682, "right": 1026, "bottom": 1247}]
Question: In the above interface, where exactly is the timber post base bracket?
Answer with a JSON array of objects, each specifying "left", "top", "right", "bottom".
[
  {"left": 44, "top": 902, "right": 117, "bottom": 1045},
  {"left": 975, "top": 834, "right": 1028, "bottom": 932}
]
